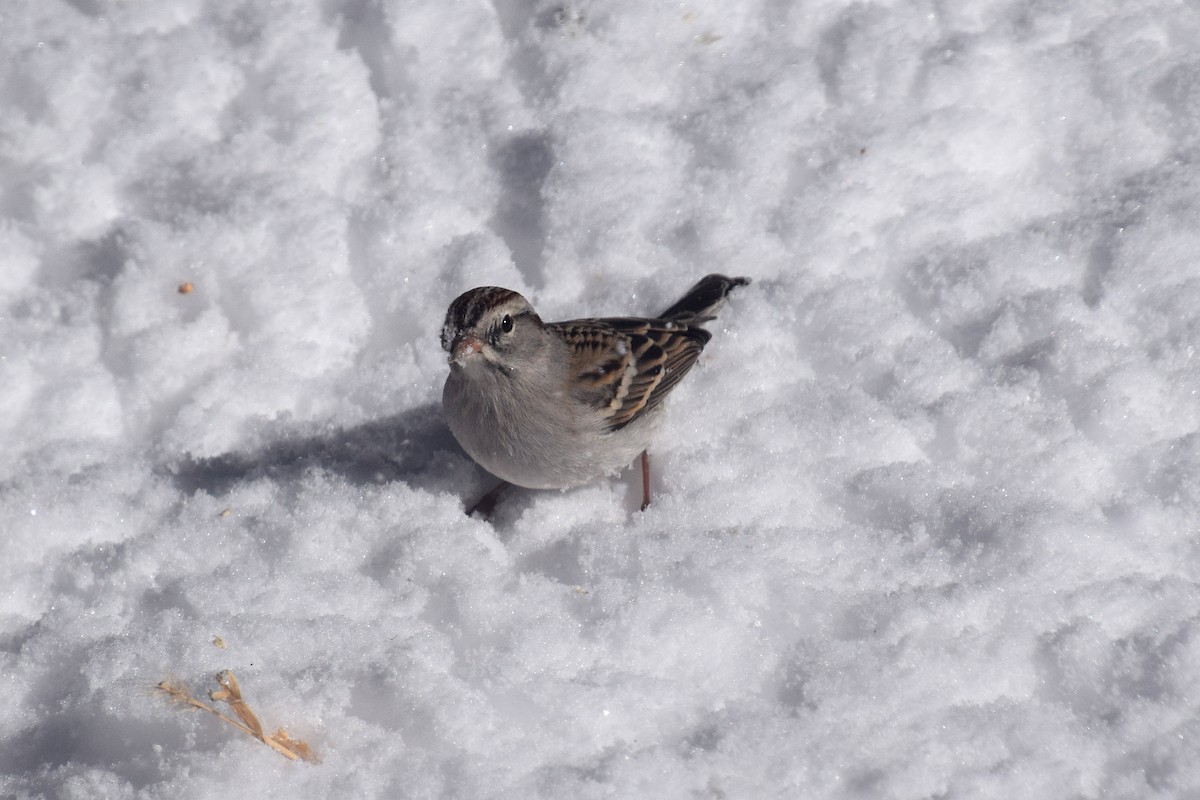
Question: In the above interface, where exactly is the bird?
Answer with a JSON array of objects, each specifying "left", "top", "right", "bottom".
[{"left": 440, "top": 273, "right": 749, "bottom": 516}]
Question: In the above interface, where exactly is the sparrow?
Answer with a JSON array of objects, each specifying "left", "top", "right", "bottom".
[{"left": 441, "top": 273, "right": 749, "bottom": 515}]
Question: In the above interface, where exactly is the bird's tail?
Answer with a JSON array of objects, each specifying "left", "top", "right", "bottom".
[{"left": 658, "top": 274, "right": 750, "bottom": 324}]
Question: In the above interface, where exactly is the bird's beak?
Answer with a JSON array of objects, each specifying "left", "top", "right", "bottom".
[{"left": 450, "top": 333, "right": 485, "bottom": 365}]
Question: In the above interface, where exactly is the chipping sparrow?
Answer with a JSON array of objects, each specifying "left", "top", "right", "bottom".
[{"left": 441, "top": 274, "right": 749, "bottom": 513}]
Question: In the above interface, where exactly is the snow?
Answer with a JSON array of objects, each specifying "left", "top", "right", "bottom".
[{"left": 3, "top": 0, "right": 1200, "bottom": 797}]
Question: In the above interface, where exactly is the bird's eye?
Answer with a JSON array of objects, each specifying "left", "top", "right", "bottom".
[{"left": 500, "top": 314, "right": 514, "bottom": 333}]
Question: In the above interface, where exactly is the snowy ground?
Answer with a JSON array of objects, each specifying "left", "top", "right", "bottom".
[{"left": 3, "top": 0, "right": 1200, "bottom": 797}]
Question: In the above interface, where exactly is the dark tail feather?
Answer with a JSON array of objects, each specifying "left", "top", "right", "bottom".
[{"left": 658, "top": 274, "right": 750, "bottom": 323}]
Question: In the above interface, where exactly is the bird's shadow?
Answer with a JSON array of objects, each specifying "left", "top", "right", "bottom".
[
  {"left": 165, "top": 402, "right": 644, "bottom": 526},
  {"left": 167, "top": 402, "right": 476, "bottom": 499}
]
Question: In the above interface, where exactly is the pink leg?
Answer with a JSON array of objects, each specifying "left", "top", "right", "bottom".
[{"left": 640, "top": 450, "right": 651, "bottom": 511}]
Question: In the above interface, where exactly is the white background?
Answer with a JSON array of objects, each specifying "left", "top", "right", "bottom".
[{"left": 2, "top": 0, "right": 1199, "bottom": 797}]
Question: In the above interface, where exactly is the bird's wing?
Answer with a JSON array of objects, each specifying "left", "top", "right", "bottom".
[{"left": 548, "top": 317, "right": 711, "bottom": 432}]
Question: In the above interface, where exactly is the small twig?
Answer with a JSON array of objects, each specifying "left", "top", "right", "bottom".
[
  {"left": 209, "top": 671, "right": 266, "bottom": 742},
  {"left": 157, "top": 671, "right": 318, "bottom": 762}
]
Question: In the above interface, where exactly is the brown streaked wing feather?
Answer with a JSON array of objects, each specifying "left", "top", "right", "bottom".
[
  {"left": 549, "top": 317, "right": 708, "bottom": 432},
  {"left": 550, "top": 320, "right": 637, "bottom": 418},
  {"left": 621, "top": 325, "right": 707, "bottom": 427}
]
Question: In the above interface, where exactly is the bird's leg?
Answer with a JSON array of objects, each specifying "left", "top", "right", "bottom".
[
  {"left": 640, "top": 450, "right": 651, "bottom": 511},
  {"left": 467, "top": 481, "right": 510, "bottom": 518}
]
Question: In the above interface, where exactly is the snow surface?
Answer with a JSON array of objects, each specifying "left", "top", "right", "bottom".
[{"left": 3, "top": 0, "right": 1200, "bottom": 797}]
